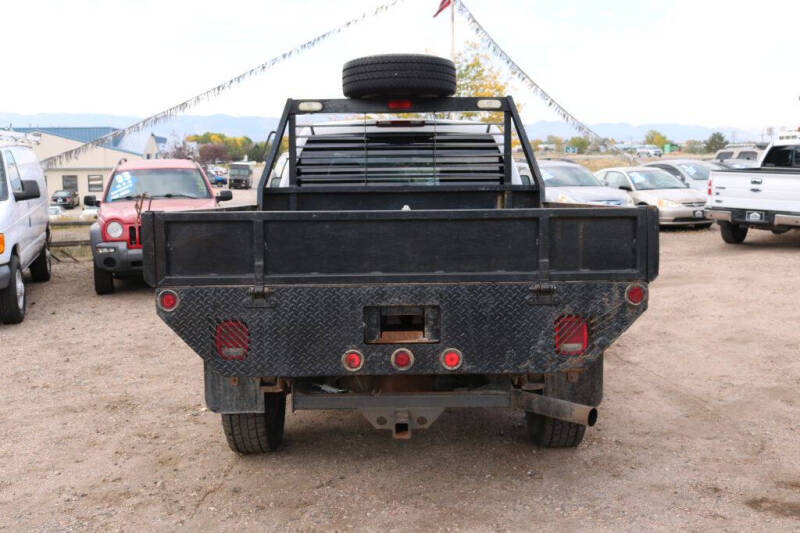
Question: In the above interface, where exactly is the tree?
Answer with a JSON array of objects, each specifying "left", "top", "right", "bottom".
[
  {"left": 546, "top": 135, "right": 564, "bottom": 152},
  {"left": 530, "top": 139, "right": 542, "bottom": 152},
  {"left": 198, "top": 143, "right": 229, "bottom": 164},
  {"left": 644, "top": 130, "right": 667, "bottom": 148},
  {"left": 705, "top": 132, "right": 727, "bottom": 152},
  {"left": 684, "top": 140, "right": 706, "bottom": 154},
  {"left": 168, "top": 140, "right": 193, "bottom": 159},
  {"left": 567, "top": 136, "right": 590, "bottom": 154},
  {"left": 187, "top": 132, "right": 254, "bottom": 161}
]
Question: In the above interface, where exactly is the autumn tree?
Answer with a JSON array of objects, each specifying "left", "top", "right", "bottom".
[
  {"left": 198, "top": 143, "right": 230, "bottom": 164},
  {"left": 705, "top": 132, "right": 727, "bottom": 152},
  {"left": 644, "top": 130, "right": 667, "bottom": 148},
  {"left": 546, "top": 135, "right": 564, "bottom": 152},
  {"left": 187, "top": 132, "right": 253, "bottom": 161}
]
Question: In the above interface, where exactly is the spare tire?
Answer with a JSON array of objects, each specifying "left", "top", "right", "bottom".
[{"left": 342, "top": 54, "right": 456, "bottom": 99}]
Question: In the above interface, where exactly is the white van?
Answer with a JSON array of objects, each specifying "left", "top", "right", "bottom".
[{"left": 0, "top": 133, "right": 51, "bottom": 324}]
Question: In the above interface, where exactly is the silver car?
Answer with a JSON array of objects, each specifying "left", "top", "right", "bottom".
[
  {"left": 642, "top": 159, "right": 725, "bottom": 193},
  {"left": 596, "top": 166, "right": 712, "bottom": 227},
  {"left": 532, "top": 160, "right": 633, "bottom": 206}
]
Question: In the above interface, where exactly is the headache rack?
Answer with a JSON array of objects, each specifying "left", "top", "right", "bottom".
[{"left": 256, "top": 96, "right": 546, "bottom": 210}]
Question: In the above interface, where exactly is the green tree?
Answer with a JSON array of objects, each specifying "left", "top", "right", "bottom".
[
  {"left": 530, "top": 139, "right": 542, "bottom": 151},
  {"left": 644, "top": 130, "right": 667, "bottom": 148},
  {"left": 546, "top": 135, "right": 564, "bottom": 152},
  {"left": 684, "top": 140, "right": 706, "bottom": 154},
  {"left": 567, "top": 136, "right": 590, "bottom": 154},
  {"left": 705, "top": 132, "right": 727, "bottom": 152}
]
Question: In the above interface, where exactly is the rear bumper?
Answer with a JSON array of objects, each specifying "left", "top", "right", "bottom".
[
  {"left": 0, "top": 263, "right": 9, "bottom": 290},
  {"left": 157, "top": 281, "right": 647, "bottom": 378},
  {"left": 658, "top": 206, "right": 709, "bottom": 225},
  {"left": 705, "top": 208, "right": 800, "bottom": 228}
]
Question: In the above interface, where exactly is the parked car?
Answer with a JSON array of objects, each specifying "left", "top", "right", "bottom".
[
  {"left": 643, "top": 159, "right": 726, "bottom": 192},
  {"left": 48, "top": 205, "right": 65, "bottom": 221},
  {"left": 0, "top": 135, "right": 51, "bottom": 324},
  {"left": 51, "top": 189, "right": 79, "bottom": 209},
  {"left": 705, "top": 137, "right": 800, "bottom": 243},
  {"left": 142, "top": 54, "right": 659, "bottom": 454},
  {"left": 597, "top": 166, "right": 711, "bottom": 227},
  {"left": 713, "top": 143, "right": 766, "bottom": 163},
  {"left": 636, "top": 145, "right": 662, "bottom": 158},
  {"left": 228, "top": 161, "right": 255, "bottom": 189},
  {"left": 86, "top": 159, "right": 232, "bottom": 295},
  {"left": 209, "top": 174, "right": 227, "bottom": 187},
  {"left": 537, "top": 160, "right": 633, "bottom": 206}
]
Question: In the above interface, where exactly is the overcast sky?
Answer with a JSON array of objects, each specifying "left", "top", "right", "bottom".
[{"left": 3, "top": 0, "right": 798, "bottom": 131}]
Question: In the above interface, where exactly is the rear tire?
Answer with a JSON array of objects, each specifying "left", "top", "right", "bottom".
[
  {"left": 525, "top": 411, "right": 586, "bottom": 448},
  {"left": 221, "top": 393, "right": 286, "bottom": 454},
  {"left": 30, "top": 241, "right": 51, "bottom": 282},
  {"left": 719, "top": 221, "right": 747, "bottom": 244},
  {"left": 0, "top": 255, "right": 26, "bottom": 324},
  {"left": 93, "top": 264, "right": 114, "bottom": 295},
  {"left": 342, "top": 54, "right": 456, "bottom": 99}
]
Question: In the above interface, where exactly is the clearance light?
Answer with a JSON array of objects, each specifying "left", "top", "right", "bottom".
[
  {"left": 476, "top": 99, "right": 502, "bottom": 110},
  {"left": 0, "top": 233, "right": 4, "bottom": 254},
  {"left": 625, "top": 284, "right": 646, "bottom": 306},
  {"left": 215, "top": 320, "right": 249, "bottom": 360},
  {"left": 554, "top": 316, "right": 588, "bottom": 355},
  {"left": 391, "top": 348, "right": 414, "bottom": 371},
  {"left": 708, "top": 176, "right": 713, "bottom": 196},
  {"left": 440, "top": 348, "right": 463, "bottom": 370},
  {"left": 157, "top": 290, "right": 179, "bottom": 312},
  {"left": 387, "top": 100, "right": 412, "bottom": 110},
  {"left": 342, "top": 350, "right": 364, "bottom": 371},
  {"left": 298, "top": 101, "right": 323, "bottom": 112}
]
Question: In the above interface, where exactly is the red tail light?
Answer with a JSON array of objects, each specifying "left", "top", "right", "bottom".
[
  {"left": 157, "top": 290, "right": 178, "bottom": 311},
  {"left": 554, "top": 316, "right": 588, "bottom": 355},
  {"left": 387, "top": 99, "right": 412, "bottom": 110},
  {"left": 342, "top": 350, "right": 364, "bottom": 371},
  {"left": 215, "top": 320, "right": 249, "bottom": 360},
  {"left": 625, "top": 284, "right": 646, "bottom": 305},
  {"left": 708, "top": 176, "right": 712, "bottom": 196},
  {"left": 441, "top": 348, "right": 463, "bottom": 370},
  {"left": 391, "top": 348, "right": 414, "bottom": 370}
]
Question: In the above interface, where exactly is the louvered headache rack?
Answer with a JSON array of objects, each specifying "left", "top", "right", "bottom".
[{"left": 256, "top": 96, "right": 545, "bottom": 208}]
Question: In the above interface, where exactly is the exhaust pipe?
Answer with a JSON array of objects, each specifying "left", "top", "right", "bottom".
[{"left": 513, "top": 389, "right": 598, "bottom": 427}]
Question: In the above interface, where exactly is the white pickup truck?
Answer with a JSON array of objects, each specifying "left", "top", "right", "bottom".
[{"left": 705, "top": 134, "right": 800, "bottom": 244}]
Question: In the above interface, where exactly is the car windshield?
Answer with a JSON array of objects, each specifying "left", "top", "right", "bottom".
[
  {"left": 104, "top": 168, "right": 211, "bottom": 202},
  {"left": 628, "top": 169, "right": 686, "bottom": 190},
  {"left": 540, "top": 165, "right": 601, "bottom": 187},
  {"left": 676, "top": 163, "right": 712, "bottom": 181},
  {"left": 53, "top": 191, "right": 71, "bottom": 197}
]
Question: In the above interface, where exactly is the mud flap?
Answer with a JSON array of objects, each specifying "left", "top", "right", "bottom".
[
  {"left": 545, "top": 353, "right": 603, "bottom": 406},
  {"left": 204, "top": 361, "right": 265, "bottom": 413}
]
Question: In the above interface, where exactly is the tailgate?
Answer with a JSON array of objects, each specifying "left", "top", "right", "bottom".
[
  {"left": 711, "top": 169, "right": 800, "bottom": 212},
  {"left": 142, "top": 207, "right": 659, "bottom": 286}
]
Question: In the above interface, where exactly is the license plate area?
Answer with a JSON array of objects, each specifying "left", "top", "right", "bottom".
[
  {"left": 745, "top": 210, "right": 766, "bottom": 223},
  {"left": 364, "top": 305, "right": 440, "bottom": 344}
]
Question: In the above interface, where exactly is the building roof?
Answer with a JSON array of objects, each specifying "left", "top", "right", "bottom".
[
  {"left": 152, "top": 134, "right": 168, "bottom": 145},
  {"left": 14, "top": 126, "right": 142, "bottom": 156}
]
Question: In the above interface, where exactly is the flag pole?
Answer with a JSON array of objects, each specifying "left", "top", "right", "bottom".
[{"left": 450, "top": 0, "right": 456, "bottom": 61}]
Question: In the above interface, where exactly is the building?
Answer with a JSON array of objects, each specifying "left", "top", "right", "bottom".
[
  {"left": 12, "top": 127, "right": 146, "bottom": 203},
  {"left": 143, "top": 133, "right": 169, "bottom": 159}
]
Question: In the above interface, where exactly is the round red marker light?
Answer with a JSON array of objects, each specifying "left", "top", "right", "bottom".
[
  {"left": 342, "top": 350, "right": 363, "bottom": 371},
  {"left": 625, "top": 284, "right": 646, "bottom": 305},
  {"left": 391, "top": 349, "right": 414, "bottom": 370},
  {"left": 441, "top": 348, "right": 463, "bottom": 370},
  {"left": 158, "top": 290, "right": 179, "bottom": 311}
]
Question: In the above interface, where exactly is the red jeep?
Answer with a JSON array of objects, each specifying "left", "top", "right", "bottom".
[{"left": 86, "top": 159, "right": 231, "bottom": 294}]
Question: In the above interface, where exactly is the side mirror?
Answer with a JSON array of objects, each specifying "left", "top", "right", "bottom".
[
  {"left": 618, "top": 184, "right": 632, "bottom": 191},
  {"left": 216, "top": 190, "right": 233, "bottom": 202},
  {"left": 14, "top": 180, "right": 41, "bottom": 201},
  {"left": 84, "top": 195, "right": 99, "bottom": 206}
]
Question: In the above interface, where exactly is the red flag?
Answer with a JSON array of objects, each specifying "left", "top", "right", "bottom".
[{"left": 433, "top": 0, "right": 452, "bottom": 17}]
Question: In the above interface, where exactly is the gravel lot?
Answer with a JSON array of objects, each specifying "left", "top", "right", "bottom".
[{"left": 1, "top": 226, "right": 799, "bottom": 531}]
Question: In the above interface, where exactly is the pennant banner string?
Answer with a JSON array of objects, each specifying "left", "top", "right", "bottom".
[{"left": 45, "top": 0, "right": 406, "bottom": 166}]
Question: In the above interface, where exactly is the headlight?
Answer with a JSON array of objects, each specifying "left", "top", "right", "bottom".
[
  {"left": 105, "top": 221, "right": 124, "bottom": 239},
  {"left": 557, "top": 193, "right": 579, "bottom": 204},
  {"left": 657, "top": 199, "right": 681, "bottom": 208}
]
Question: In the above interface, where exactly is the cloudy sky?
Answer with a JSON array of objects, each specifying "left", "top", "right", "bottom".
[{"left": 3, "top": 0, "right": 798, "bottom": 130}]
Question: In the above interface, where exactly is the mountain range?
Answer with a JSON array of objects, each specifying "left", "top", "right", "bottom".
[{"left": 0, "top": 112, "right": 764, "bottom": 145}]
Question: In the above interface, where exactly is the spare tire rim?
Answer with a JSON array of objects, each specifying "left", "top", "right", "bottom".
[{"left": 15, "top": 268, "right": 24, "bottom": 310}]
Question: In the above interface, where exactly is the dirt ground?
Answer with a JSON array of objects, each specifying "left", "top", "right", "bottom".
[{"left": 1, "top": 225, "right": 799, "bottom": 531}]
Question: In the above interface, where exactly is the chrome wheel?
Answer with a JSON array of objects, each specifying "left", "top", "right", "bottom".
[{"left": 15, "top": 268, "right": 24, "bottom": 311}]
